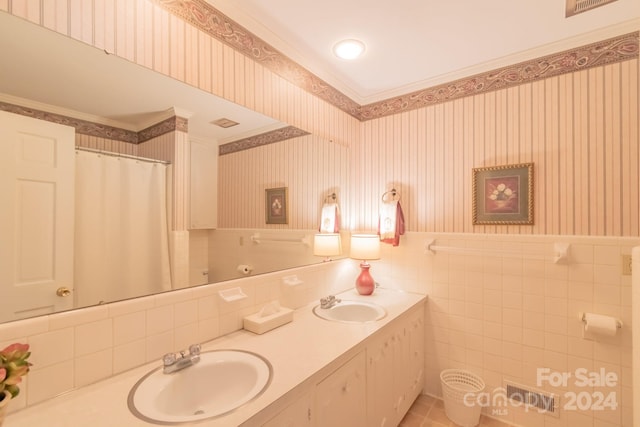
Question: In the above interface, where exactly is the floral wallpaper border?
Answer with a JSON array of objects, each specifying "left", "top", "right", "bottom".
[
  {"left": 218, "top": 125, "right": 310, "bottom": 155},
  {"left": 0, "top": 101, "right": 187, "bottom": 144},
  {"left": 138, "top": 116, "right": 189, "bottom": 142},
  {"left": 358, "top": 33, "right": 639, "bottom": 120},
  {"left": 156, "top": 0, "right": 638, "bottom": 121}
]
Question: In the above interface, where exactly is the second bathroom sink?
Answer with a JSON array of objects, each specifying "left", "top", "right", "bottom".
[{"left": 313, "top": 300, "right": 386, "bottom": 323}]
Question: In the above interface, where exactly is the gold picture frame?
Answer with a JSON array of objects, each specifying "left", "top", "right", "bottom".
[
  {"left": 472, "top": 163, "right": 534, "bottom": 225},
  {"left": 265, "top": 187, "right": 288, "bottom": 224}
]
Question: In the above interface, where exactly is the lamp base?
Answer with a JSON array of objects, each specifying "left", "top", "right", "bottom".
[{"left": 355, "top": 262, "right": 375, "bottom": 295}]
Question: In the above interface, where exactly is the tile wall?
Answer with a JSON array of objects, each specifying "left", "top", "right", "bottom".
[
  {"left": 0, "top": 259, "right": 356, "bottom": 412},
  {"left": 1, "top": 230, "right": 637, "bottom": 427},
  {"left": 374, "top": 232, "right": 638, "bottom": 427}
]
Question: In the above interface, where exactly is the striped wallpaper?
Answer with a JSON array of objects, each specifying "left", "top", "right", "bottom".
[
  {"left": 3, "top": 1, "right": 639, "bottom": 237},
  {"left": 75, "top": 134, "right": 137, "bottom": 156},
  {"left": 351, "top": 60, "right": 639, "bottom": 236},
  {"left": 218, "top": 134, "right": 350, "bottom": 230},
  {"left": 1, "top": 0, "right": 360, "bottom": 144}
]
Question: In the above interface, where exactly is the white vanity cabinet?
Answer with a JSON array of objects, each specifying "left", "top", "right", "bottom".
[
  {"left": 404, "top": 309, "right": 425, "bottom": 413},
  {"left": 260, "top": 352, "right": 367, "bottom": 427},
  {"left": 367, "top": 305, "right": 425, "bottom": 427},
  {"left": 189, "top": 138, "right": 218, "bottom": 229},
  {"left": 261, "top": 390, "right": 314, "bottom": 427},
  {"left": 316, "top": 352, "right": 367, "bottom": 427},
  {"left": 261, "top": 303, "right": 425, "bottom": 427}
]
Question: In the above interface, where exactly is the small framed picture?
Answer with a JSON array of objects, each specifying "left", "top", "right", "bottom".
[
  {"left": 265, "top": 187, "right": 288, "bottom": 224},
  {"left": 472, "top": 163, "right": 534, "bottom": 225}
]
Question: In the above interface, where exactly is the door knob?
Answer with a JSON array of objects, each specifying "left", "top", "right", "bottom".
[{"left": 56, "top": 287, "right": 72, "bottom": 297}]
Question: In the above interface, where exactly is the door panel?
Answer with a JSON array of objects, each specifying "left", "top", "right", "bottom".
[{"left": 0, "top": 111, "right": 75, "bottom": 321}]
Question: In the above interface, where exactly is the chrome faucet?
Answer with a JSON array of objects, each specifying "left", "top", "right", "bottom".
[
  {"left": 320, "top": 295, "right": 341, "bottom": 309},
  {"left": 162, "top": 343, "right": 201, "bottom": 374}
]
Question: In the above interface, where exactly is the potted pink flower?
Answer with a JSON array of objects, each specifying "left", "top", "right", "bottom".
[{"left": 0, "top": 343, "right": 31, "bottom": 407}]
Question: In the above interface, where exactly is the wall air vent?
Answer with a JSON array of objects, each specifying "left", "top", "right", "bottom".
[
  {"left": 211, "top": 118, "right": 239, "bottom": 128},
  {"left": 505, "top": 382, "right": 559, "bottom": 417},
  {"left": 566, "top": 0, "right": 618, "bottom": 17}
]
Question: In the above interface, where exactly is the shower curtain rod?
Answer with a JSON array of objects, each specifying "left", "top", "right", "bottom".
[{"left": 75, "top": 146, "right": 171, "bottom": 165}]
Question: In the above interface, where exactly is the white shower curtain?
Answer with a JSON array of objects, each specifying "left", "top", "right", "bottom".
[{"left": 74, "top": 150, "right": 172, "bottom": 307}]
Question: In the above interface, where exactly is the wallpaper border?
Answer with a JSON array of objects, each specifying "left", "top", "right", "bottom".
[
  {"left": 219, "top": 125, "right": 310, "bottom": 155},
  {"left": 155, "top": 0, "right": 638, "bottom": 121},
  {"left": 0, "top": 101, "right": 186, "bottom": 144}
]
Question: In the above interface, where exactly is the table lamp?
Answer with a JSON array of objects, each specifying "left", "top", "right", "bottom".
[
  {"left": 313, "top": 233, "right": 342, "bottom": 262},
  {"left": 349, "top": 234, "right": 381, "bottom": 295}
]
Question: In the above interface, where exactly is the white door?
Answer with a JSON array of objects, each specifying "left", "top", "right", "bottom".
[{"left": 0, "top": 111, "right": 75, "bottom": 322}]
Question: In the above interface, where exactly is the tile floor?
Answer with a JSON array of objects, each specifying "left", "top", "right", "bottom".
[{"left": 399, "top": 394, "right": 512, "bottom": 427}]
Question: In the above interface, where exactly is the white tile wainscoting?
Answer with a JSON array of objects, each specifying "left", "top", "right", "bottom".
[
  {"left": 376, "top": 232, "right": 636, "bottom": 427},
  {"left": 0, "top": 258, "right": 357, "bottom": 412},
  {"left": 1, "top": 232, "right": 637, "bottom": 427}
]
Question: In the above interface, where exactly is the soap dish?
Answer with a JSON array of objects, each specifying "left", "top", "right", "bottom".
[{"left": 243, "top": 307, "right": 294, "bottom": 334}]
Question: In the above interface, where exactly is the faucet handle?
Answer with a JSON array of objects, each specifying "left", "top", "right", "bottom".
[
  {"left": 162, "top": 352, "right": 177, "bottom": 366},
  {"left": 188, "top": 343, "right": 201, "bottom": 355}
]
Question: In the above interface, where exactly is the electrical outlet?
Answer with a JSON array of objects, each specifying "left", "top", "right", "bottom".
[{"left": 622, "top": 254, "right": 632, "bottom": 276}]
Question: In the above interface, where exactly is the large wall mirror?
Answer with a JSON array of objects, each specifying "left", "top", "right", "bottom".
[{"left": 0, "top": 12, "right": 347, "bottom": 324}]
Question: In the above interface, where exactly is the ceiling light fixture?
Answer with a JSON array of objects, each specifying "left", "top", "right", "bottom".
[{"left": 333, "top": 39, "right": 365, "bottom": 60}]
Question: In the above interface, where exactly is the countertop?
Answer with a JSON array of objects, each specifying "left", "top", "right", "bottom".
[{"left": 6, "top": 288, "right": 426, "bottom": 427}]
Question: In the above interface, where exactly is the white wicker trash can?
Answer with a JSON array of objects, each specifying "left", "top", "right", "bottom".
[{"left": 440, "top": 369, "right": 485, "bottom": 427}]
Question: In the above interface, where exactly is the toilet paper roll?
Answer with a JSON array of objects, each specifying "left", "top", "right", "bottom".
[
  {"left": 583, "top": 313, "right": 618, "bottom": 336},
  {"left": 237, "top": 264, "right": 253, "bottom": 275}
]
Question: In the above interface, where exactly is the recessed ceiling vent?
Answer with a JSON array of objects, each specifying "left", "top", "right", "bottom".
[
  {"left": 211, "top": 118, "right": 239, "bottom": 128},
  {"left": 566, "top": 0, "right": 618, "bottom": 17}
]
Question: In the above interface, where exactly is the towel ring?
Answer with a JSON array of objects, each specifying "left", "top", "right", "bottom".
[
  {"left": 382, "top": 188, "right": 401, "bottom": 202},
  {"left": 325, "top": 193, "right": 337, "bottom": 203}
]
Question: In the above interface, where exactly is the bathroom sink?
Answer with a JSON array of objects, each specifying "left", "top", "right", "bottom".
[
  {"left": 313, "top": 300, "right": 386, "bottom": 323},
  {"left": 128, "top": 349, "right": 272, "bottom": 424}
]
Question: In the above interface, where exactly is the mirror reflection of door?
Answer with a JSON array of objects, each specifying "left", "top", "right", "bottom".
[{"left": 0, "top": 111, "right": 75, "bottom": 322}]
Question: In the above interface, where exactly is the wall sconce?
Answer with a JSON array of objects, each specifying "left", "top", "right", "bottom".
[
  {"left": 349, "top": 234, "right": 381, "bottom": 295},
  {"left": 313, "top": 233, "right": 342, "bottom": 262}
]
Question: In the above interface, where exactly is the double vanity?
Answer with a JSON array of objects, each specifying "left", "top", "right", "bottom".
[{"left": 7, "top": 288, "right": 426, "bottom": 426}]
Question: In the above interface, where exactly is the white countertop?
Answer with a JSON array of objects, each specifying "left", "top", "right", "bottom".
[{"left": 6, "top": 288, "right": 426, "bottom": 427}]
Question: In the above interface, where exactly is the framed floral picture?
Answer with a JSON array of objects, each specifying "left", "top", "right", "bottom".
[
  {"left": 265, "top": 187, "right": 288, "bottom": 224},
  {"left": 472, "top": 163, "right": 534, "bottom": 225}
]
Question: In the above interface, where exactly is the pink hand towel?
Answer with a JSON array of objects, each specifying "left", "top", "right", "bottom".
[{"left": 378, "top": 201, "right": 405, "bottom": 246}]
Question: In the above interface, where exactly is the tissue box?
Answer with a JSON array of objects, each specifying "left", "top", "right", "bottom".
[{"left": 243, "top": 307, "right": 294, "bottom": 334}]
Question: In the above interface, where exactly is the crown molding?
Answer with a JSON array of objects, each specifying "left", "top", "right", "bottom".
[
  {"left": 0, "top": 96, "right": 185, "bottom": 144},
  {"left": 356, "top": 18, "right": 640, "bottom": 104},
  {"left": 0, "top": 93, "right": 138, "bottom": 131},
  {"left": 357, "top": 30, "right": 639, "bottom": 120}
]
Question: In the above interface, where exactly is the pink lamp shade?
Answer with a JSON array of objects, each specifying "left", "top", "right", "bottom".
[
  {"left": 313, "top": 233, "right": 342, "bottom": 261},
  {"left": 349, "top": 234, "right": 381, "bottom": 295}
]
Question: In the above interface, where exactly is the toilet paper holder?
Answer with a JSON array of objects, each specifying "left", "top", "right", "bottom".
[{"left": 578, "top": 312, "right": 622, "bottom": 329}]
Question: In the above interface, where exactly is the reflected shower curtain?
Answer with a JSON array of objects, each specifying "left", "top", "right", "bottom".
[{"left": 74, "top": 151, "right": 172, "bottom": 307}]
